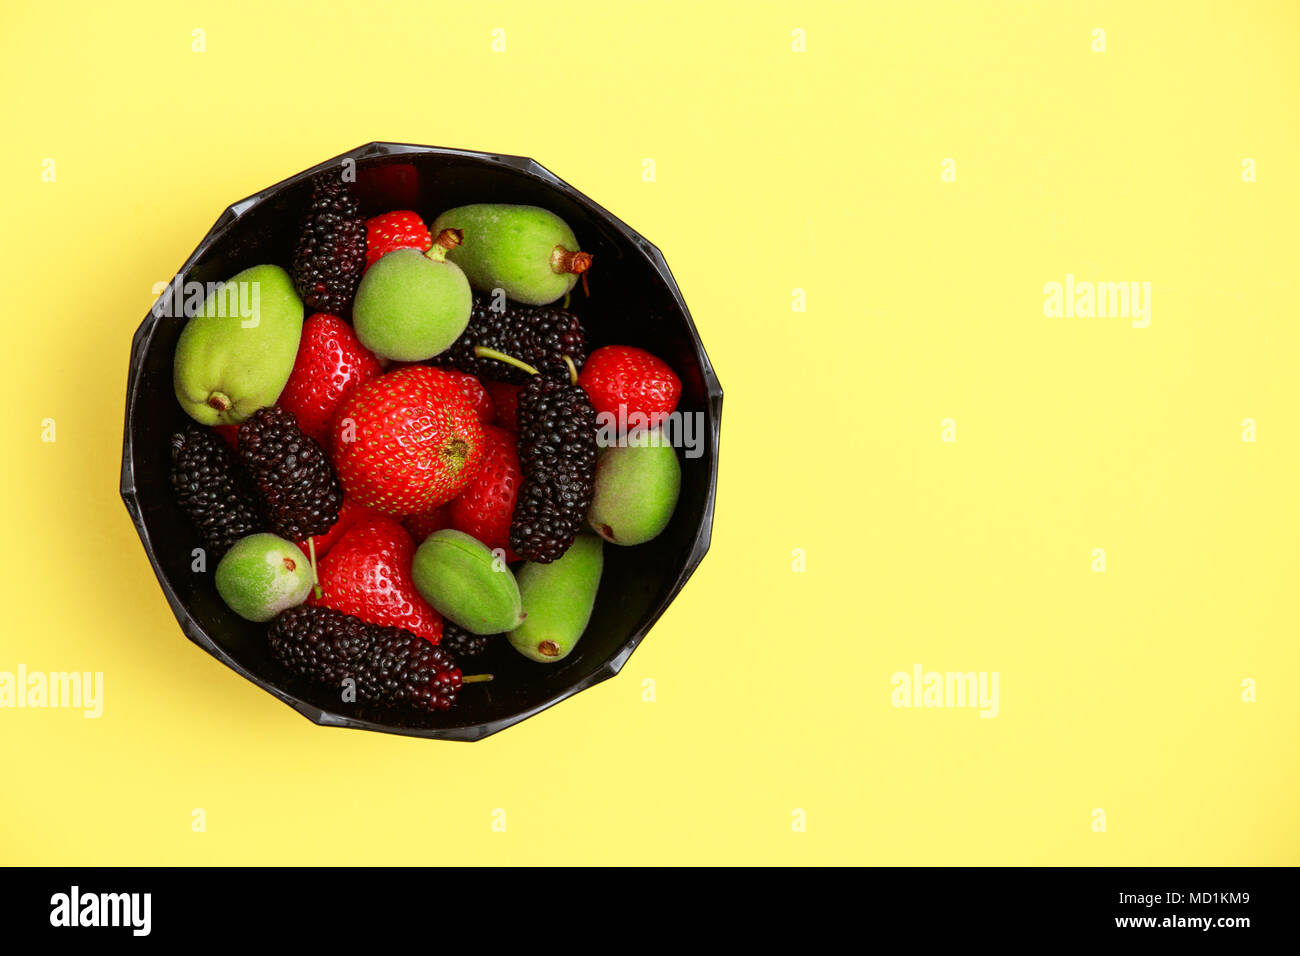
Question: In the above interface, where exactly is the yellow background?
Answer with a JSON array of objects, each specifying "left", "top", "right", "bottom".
[{"left": 1, "top": 0, "right": 1297, "bottom": 865}]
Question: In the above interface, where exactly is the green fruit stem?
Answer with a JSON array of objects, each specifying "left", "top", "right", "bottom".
[
  {"left": 474, "top": 346, "right": 539, "bottom": 377},
  {"left": 461, "top": 674, "right": 494, "bottom": 684},
  {"left": 550, "top": 246, "right": 592, "bottom": 276},
  {"left": 425, "top": 228, "right": 463, "bottom": 263},
  {"left": 308, "top": 537, "right": 322, "bottom": 601},
  {"left": 562, "top": 355, "right": 578, "bottom": 385}
]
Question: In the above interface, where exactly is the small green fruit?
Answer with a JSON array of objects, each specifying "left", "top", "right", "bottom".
[
  {"left": 353, "top": 236, "right": 472, "bottom": 361},
  {"left": 431, "top": 204, "right": 591, "bottom": 306},
  {"left": 214, "top": 533, "right": 313, "bottom": 622},
  {"left": 588, "top": 434, "right": 681, "bottom": 545},
  {"left": 508, "top": 535, "right": 604, "bottom": 663},
  {"left": 412, "top": 530, "right": 524, "bottom": 635},
  {"left": 173, "top": 264, "right": 304, "bottom": 425}
]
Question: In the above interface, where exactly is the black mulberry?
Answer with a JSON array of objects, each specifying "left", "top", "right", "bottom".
[
  {"left": 431, "top": 296, "right": 587, "bottom": 383},
  {"left": 169, "top": 425, "right": 263, "bottom": 558},
  {"left": 440, "top": 621, "right": 494, "bottom": 658},
  {"left": 290, "top": 177, "right": 367, "bottom": 313},
  {"left": 268, "top": 605, "right": 463, "bottom": 712},
  {"left": 510, "top": 369, "right": 598, "bottom": 562},
  {"left": 238, "top": 406, "right": 343, "bottom": 541}
]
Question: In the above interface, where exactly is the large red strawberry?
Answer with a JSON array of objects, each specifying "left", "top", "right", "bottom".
[
  {"left": 278, "top": 313, "right": 382, "bottom": 446},
  {"left": 393, "top": 367, "right": 494, "bottom": 425},
  {"left": 332, "top": 366, "right": 485, "bottom": 516},
  {"left": 446, "top": 370, "right": 494, "bottom": 426},
  {"left": 295, "top": 495, "right": 374, "bottom": 561},
  {"left": 484, "top": 381, "right": 520, "bottom": 431},
  {"left": 365, "top": 210, "right": 433, "bottom": 269},
  {"left": 308, "top": 514, "right": 443, "bottom": 643},
  {"left": 448, "top": 425, "right": 522, "bottom": 561},
  {"left": 578, "top": 345, "right": 681, "bottom": 432}
]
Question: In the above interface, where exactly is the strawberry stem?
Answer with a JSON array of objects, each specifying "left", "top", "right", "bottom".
[{"left": 474, "top": 346, "right": 539, "bottom": 377}]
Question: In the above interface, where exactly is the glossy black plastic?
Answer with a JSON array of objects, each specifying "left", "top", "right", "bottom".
[{"left": 120, "top": 143, "right": 722, "bottom": 741}]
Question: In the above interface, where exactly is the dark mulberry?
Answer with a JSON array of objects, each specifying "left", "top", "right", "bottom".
[
  {"left": 509, "top": 370, "right": 598, "bottom": 562},
  {"left": 238, "top": 406, "right": 343, "bottom": 540},
  {"left": 431, "top": 296, "right": 587, "bottom": 383},
  {"left": 169, "top": 425, "right": 263, "bottom": 558},
  {"left": 268, "top": 605, "right": 463, "bottom": 712},
  {"left": 290, "top": 177, "right": 367, "bottom": 313},
  {"left": 440, "top": 621, "right": 494, "bottom": 658}
]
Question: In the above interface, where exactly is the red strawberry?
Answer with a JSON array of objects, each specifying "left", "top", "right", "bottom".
[
  {"left": 278, "top": 313, "right": 382, "bottom": 446},
  {"left": 295, "top": 495, "right": 373, "bottom": 561},
  {"left": 485, "top": 381, "right": 520, "bottom": 432},
  {"left": 308, "top": 514, "right": 443, "bottom": 643},
  {"left": 365, "top": 210, "right": 433, "bottom": 269},
  {"left": 393, "top": 367, "right": 493, "bottom": 424},
  {"left": 332, "top": 366, "right": 485, "bottom": 516},
  {"left": 446, "top": 370, "right": 494, "bottom": 425},
  {"left": 449, "top": 425, "right": 522, "bottom": 561},
  {"left": 578, "top": 345, "right": 681, "bottom": 432},
  {"left": 402, "top": 505, "right": 451, "bottom": 544}
]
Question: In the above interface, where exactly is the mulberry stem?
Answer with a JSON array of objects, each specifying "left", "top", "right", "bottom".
[
  {"left": 474, "top": 346, "right": 539, "bottom": 377},
  {"left": 308, "top": 536, "right": 322, "bottom": 600}
]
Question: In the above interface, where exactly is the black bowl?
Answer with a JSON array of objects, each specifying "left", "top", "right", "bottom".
[{"left": 120, "top": 142, "right": 722, "bottom": 741}]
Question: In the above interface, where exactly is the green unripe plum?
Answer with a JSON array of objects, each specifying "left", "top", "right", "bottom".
[
  {"left": 431, "top": 204, "right": 591, "bottom": 306},
  {"left": 588, "top": 434, "right": 682, "bottom": 545},
  {"left": 214, "top": 534, "right": 313, "bottom": 622},
  {"left": 508, "top": 535, "right": 604, "bottom": 663},
  {"left": 353, "top": 244, "right": 472, "bottom": 361},
  {"left": 173, "top": 264, "right": 304, "bottom": 425},
  {"left": 412, "top": 530, "right": 525, "bottom": 635}
]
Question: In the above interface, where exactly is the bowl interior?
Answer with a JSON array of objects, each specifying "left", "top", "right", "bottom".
[{"left": 124, "top": 147, "right": 719, "bottom": 740}]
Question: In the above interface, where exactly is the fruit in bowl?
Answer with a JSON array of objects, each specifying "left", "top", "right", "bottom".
[{"left": 120, "top": 143, "right": 721, "bottom": 741}]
